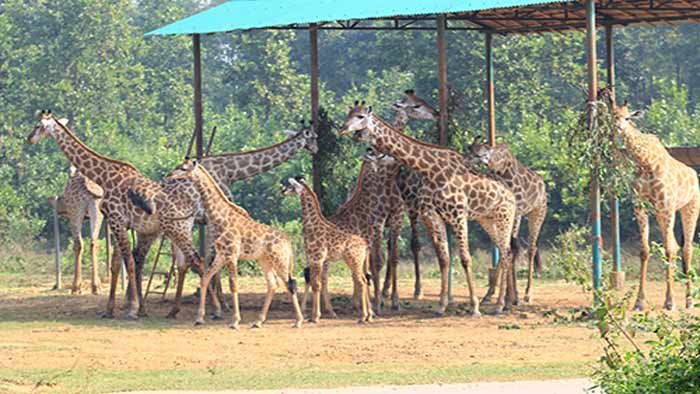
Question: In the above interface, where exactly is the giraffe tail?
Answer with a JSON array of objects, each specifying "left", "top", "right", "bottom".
[
  {"left": 286, "top": 254, "right": 297, "bottom": 294},
  {"left": 364, "top": 248, "right": 372, "bottom": 286},
  {"left": 127, "top": 189, "right": 155, "bottom": 215}
]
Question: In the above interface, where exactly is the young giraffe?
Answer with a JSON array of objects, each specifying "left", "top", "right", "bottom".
[
  {"left": 27, "top": 111, "right": 207, "bottom": 319},
  {"left": 165, "top": 160, "right": 303, "bottom": 328},
  {"left": 613, "top": 102, "right": 700, "bottom": 310},
  {"left": 339, "top": 103, "right": 519, "bottom": 315},
  {"left": 468, "top": 139, "right": 547, "bottom": 304},
  {"left": 284, "top": 177, "right": 373, "bottom": 323},
  {"left": 151, "top": 125, "right": 318, "bottom": 319},
  {"left": 57, "top": 166, "right": 104, "bottom": 295}
]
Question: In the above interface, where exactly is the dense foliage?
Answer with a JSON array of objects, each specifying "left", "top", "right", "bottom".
[{"left": 2, "top": 0, "right": 700, "bottom": 250}]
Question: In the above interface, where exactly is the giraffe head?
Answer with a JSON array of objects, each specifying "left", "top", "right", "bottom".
[
  {"left": 282, "top": 120, "right": 319, "bottom": 154},
  {"left": 362, "top": 147, "right": 395, "bottom": 171},
  {"left": 26, "top": 110, "right": 69, "bottom": 144},
  {"left": 282, "top": 176, "right": 306, "bottom": 196},
  {"left": 168, "top": 158, "right": 200, "bottom": 180},
  {"left": 612, "top": 100, "right": 644, "bottom": 131},
  {"left": 393, "top": 89, "right": 438, "bottom": 121},
  {"left": 338, "top": 101, "right": 374, "bottom": 143},
  {"left": 467, "top": 137, "right": 511, "bottom": 172}
]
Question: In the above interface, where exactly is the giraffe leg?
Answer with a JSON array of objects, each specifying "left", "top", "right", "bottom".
[
  {"left": 525, "top": 205, "right": 546, "bottom": 303},
  {"left": 507, "top": 216, "right": 522, "bottom": 306},
  {"left": 320, "top": 261, "right": 337, "bottom": 318},
  {"left": 454, "top": 220, "right": 480, "bottom": 317},
  {"left": 352, "top": 258, "right": 372, "bottom": 324},
  {"left": 309, "top": 262, "right": 323, "bottom": 323},
  {"left": 421, "top": 211, "right": 450, "bottom": 315},
  {"left": 195, "top": 251, "right": 227, "bottom": 326},
  {"left": 657, "top": 211, "right": 679, "bottom": 311},
  {"left": 253, "top": 266, "right": 278, "bottom": 329},
  {"left": 409, "top": 215, "right": 423, "bottom": 300},
  {"left": 301, "top": 267, "right": 310, "bottom": 314},
  {"left": 111, "top": 222, "right": 139, "bottom": 319},
  {"left": 680, "top": 195, "right": 700, "bottom": 309},
  {"left": 388, "top": 224, "right": 401, "bottom": 310},
  {"left": 88, "top": 201, "right": 103, "bottom": 295},
  {"left": 167, "top": 263, "right": 188, "bottom": 319},
  {"left": 71, "top": 225, "right": 84, "bottom": 295},
  {"left": 370, "top": 238, "right": 384, "bottom": 316},
  {"left": 634, "top": 207, "right": 651, "bottom": 311},
  {"left": 226, "top": 260, "right": 241, "bottom": 330},
  {"left": 480, "top": 217, "right": 515, "bottom": 315},
  {"left": 132, "top": 233, "right": 158, "bottom": 317},
  {"left": 103, "top": 241, "right": 122, "bottom": 318}
]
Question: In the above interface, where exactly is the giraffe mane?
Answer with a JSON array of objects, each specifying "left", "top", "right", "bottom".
[
  {"left": 331, "top": 162, "right": 369, "bottom": 218},
  {"left": 299, "top": 181, "right": 336, "bottom": 227},
  {"left": 50, "top": 115, "right": 141, "bottom": 173},
  {"left": 372, "top": 114, "right": 464, "bottom": 158},
  {"left": 194, "top": 163, "right": 250, "bottom": 218},
  {"left": 205, "top": 132, "right": 302, "bottom": 159}
]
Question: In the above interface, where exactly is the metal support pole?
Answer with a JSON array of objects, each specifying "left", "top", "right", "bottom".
[
  {"left": 50, "top": 196, "right": 61, "bottom": 290},
  {"left": 193, "top": 34, "right": 206, "bottom": 260},
  {"left": 606, "top": 23, "right": 624, "bottom": 289},
  {"left": 436, "top": 14, "right": 453, "bottom": 300},
  {"left": 437, "top": 15, "right": 449, "bottom": 146},
  {"left": 586, "top": 0, "right": 603, "bottom": 293},
  {"left": 486, "top": 32, "right": 500, "bottom": 274},
  {"left": 309, "top": 25, "right": 322, "bottom": 199}
]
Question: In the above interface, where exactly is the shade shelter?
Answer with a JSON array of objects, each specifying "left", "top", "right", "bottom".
[{"left": 148, "top": 0, "right": 700, "bottom": 299}]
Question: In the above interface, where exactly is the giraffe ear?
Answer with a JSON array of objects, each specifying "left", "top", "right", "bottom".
[
  {"left": 282, "top": 129, "right": 297, "bottom": 137},
  {"left": 366, "top": 106, "right": 373, "bottom": 114},
  {"left": 58, "top": 118, "right": 69, "bottom": 126},
  {"left": 628, "top": 110, "right": 645, "bottom": 120}
]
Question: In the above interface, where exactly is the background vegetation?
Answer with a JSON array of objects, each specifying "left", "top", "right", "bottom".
[{"left": 1, "top": 0, "right": 700, "bottom": 262}]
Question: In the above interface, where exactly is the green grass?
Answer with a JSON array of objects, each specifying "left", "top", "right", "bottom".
[{"left": 0, "top": 361, "right": 588, "bottom": 394}]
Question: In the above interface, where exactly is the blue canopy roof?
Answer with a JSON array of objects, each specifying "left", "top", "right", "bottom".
[{"left": 146, "top": 0, "right": 566, "bottom": 36}]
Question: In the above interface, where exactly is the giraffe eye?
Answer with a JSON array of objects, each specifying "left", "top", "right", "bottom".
[{"left": 357, "top": 115, "right": 365, "bottom": 119}]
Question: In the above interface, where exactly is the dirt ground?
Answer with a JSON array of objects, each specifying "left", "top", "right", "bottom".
[{"left": 0, "top": 274, "right": 690, "bottom": 393}]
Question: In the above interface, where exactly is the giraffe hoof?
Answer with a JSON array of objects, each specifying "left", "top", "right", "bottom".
[
  {"left": 91, "top": 285, "right": 101, "bottom": 295},
  {"left": 124, "top": 313, "right": 139, "bottom": 321},
  {"left": 138, "top": 310, "right": 148, "bottom": 318},
  {"left": 228, "top": 323, "right": 239, "bottom": 330},
  {"left": 481, "top": 296, "right": 492, "bottom": 304},
  {"left": 326, "top": 312, "right": 337, "bottom": 319},
  {"left": 71, "top": 288, "right": 81, "bottom": 295},
  {"left": 470, "top": 310, "right": 482, "bottom": 318},
  {"left": 433, "top": 311, "right": 445, "bottom": 318},
  {"left": 391, "top": 304, "right": 400, "bottom": 311},
  {"left": 194, "top": 319, "right": 205, "bottom": 326},
  {"left": 524, "top": 295, "right": 532, "bottom": 303},
  {"left": 211, "top": 314, "right": 223, "bottom": 321},
  {"left": 292, "top": 321, "right": 302, "bottom": 329},
  {"left": 687, "top": 299, "right": 695, "bottom": 309},
  {"left": 512, "top": 298, "right": 520, "bottom": 306},
  {"left": 413, "top": 291, "right": 424, "bottom": 300},
  {"left": 308, "top": 318, "right": 319, "bottom": 324},
  {"left": 664, "top": 301, "right": 676, "bottom": 311},
  {"left": 357, "top": 319, "right": 367, "bottom": 325},
  {"left": 100, "top": 311, "right": 114, "bottom": 319},
  {"left": 251, "top": 321, "right": 263, "bottom": 329}
]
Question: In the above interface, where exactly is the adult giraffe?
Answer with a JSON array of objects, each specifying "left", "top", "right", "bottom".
[
  {"left": 613, "top": 102, "right": 700, "bottom": 310},
  {"left": 27, "top": 111, "right": 205, "bottom": 319},
  {"left": 339, "top": 103, "right": 519, "bottom": 315}
]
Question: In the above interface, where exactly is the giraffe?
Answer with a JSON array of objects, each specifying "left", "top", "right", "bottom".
[
  {"left": 165, "top": 160, "right": 303, "bottom": 328},
  {"left": 283, "top": 177, "right": 373, "bottom": 323},
  {"left": 339, "top": 103, "right": 519, "bottom": 315},
  {"left": 467, "top": 138, "right": 547, "bottom": 303},
  {"left": 27, "top": 111, "right": 208, "bottom": 320},
  {"left": 613, "top": 101, "right": 700, "bottom": 311},
  {"left": 154, "top": 125, "right": 318, "bottom": 319},
  {"left": 382, "top": 89, "right": 451, "bottom": 303},
  {"left": 57, "top": 166, "right": 104, "bottom": 295}
]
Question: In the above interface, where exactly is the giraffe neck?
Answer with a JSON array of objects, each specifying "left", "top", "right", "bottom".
[
  {"left": 367, "top": 114, "right": 465, "bottom": 179},
  {"left": 619, "top": 124, "right": 666, "bottom": 170},
  {"left": 189, "top": 167, "right": 245, "bottom": 225},
  {"left": 391, "top": 110, "right": 409, "bottom": 131},
  {"left": 299, "top": 184, "right": 330, "bottom": 231},
  {"left": 52, "top": 120, "right": 139, "bottom": 189},
  {"left": 331, "top": 163, "right": 371, "bottom": 219},
  {"left": 200, "top": 133, "right": 306, "bottom": 185}
]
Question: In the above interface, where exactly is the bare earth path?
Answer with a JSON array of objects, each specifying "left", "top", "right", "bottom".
[
  {"left": 0, "top": 273, "right": 685, "bottom": 394},
  {"left": 120, "top": 379, "right": 597, "bottom": 394}
]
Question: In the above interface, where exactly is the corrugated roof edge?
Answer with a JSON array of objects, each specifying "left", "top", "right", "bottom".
[{"left": 144, "top": 0, "right": 567, "bottom": 37}]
